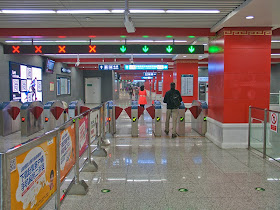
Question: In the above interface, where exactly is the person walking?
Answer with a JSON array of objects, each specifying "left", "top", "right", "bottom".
[
  {"left": 138, "top": 85, "right": 147, "bottom": 109},
  {"left": 163, "top": 82, "right": 182, "bottom": 138},
  {"left": 135, "top": 86, "right": 139, "bottom": 100},
  {"left": 128, "top": 86, "right": 134, "bottom": 100}
]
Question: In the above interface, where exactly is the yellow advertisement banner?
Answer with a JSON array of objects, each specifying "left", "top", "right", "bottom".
[
  {"left": 10, "top": 137, "right": 57, "bottom": 210},
  {"left": 60, "top": 124, "right": 76, "bottom": 182}
]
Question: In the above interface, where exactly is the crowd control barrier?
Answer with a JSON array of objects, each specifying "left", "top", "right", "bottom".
[
  {"left": 177, "top": 102, "right": 186, "bottom": 136},
  {"left": 44, "top": 100, "right": 66, "bottom": 132},
  {"left": 0, "top": 102, "right": 110, "bottom": 210},
  {"left": 21, "top": 101, "right": 44, "bottom": 137},
  {"left": 0, "top": 101, "right": 22, "bottom": 136},
  {"left": 190, "top": 100, "right": 208, "bottom": 136}
]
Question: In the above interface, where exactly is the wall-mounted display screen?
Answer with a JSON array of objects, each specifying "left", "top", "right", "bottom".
[
  {"left": 44, "top": 58, "right": 55, "bottom": 73},
  {"left": 57, "top": 76, "right": 71, "bottom": 96},
  {"left": 10, "top": 62, "right": 43, "bottom": 102}
]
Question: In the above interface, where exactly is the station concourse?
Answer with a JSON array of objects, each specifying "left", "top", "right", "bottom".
[{"left": 0, "top": 0, "right": 280, "bottom": 209}]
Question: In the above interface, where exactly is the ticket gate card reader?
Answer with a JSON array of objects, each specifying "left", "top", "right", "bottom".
[
  {"left": 131, "top": 101, "right": 139, "bottom": 137},
  {"left": 44, "top": 100, "right": 65, "bottom": 132},
  {"left": 21, "top": 101, "right": 44, "bottom": 137},
  {"left": 153, "top": 101, "right": 162, "bottom": 137},
  {"left": 0, "top": 101, "right": 22, "bottom": 136},
  {"left": 177, "top": 102, "right": 186, "bottom": 136}
]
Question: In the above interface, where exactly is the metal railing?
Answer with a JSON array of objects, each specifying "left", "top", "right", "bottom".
[
  {"left": 0, "top": 102, "right": 110, "bottom": 210},
  {"left": 248, "top": 106, "right": 280, "bottom": 161}
]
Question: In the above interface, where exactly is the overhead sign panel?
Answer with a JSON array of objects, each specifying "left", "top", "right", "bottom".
[
  {"left": 141, "top": 76, "right": 153, "bottom": 80},
  {"left": 125, "top": 64, "right": 168, "bottom": 70},
  {"left": 4, "top": 45, "right": 204, "bottom": 54},
  {"left": 144, "top": 72, "right": 157, "bottom": 76},
  {"left": 99, "top": 65, "right": 121, "bottom": 70}
]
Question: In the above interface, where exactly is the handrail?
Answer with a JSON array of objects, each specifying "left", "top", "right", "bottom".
[{"left": 1, "top": 101, "right": 109, "bottom": 210}]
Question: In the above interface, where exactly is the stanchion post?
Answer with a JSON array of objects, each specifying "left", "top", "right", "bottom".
[
  {"left": 102, "top": 102, "right": 111, "bottom": 146},
  {"left": 263, "top": 109, "right": 267, "bottom": 159},
  {"left": 68, "top": 117, "right": 89, "bottom": 195},
  {"left": 82, "top": 111, "right": 98, "bottom": 172},
  {"left": 248, "top": 106, "right": 251, "bottom": 149},
  {"left": 55, "top": 131, "right": 61, "bottom": 210}
]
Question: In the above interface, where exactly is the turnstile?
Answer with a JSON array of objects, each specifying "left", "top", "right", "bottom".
[
  {"left": 131, "top": 101, "right": 139, "bottom": 137},
  {"left": 44, "top": 100, "right": 66, "bottom": 132},
  {"left": 177, "top": 102, "right": 186, "bottom": 136},
  {"left": 191, "top": 100, "right": 208, "bottom": 136},
  {"left": 152, "top": 100, "right": 162, "bottom": 137},
  {"left": 21, "top": 101, "right": 44, "bottom": 136},
  {"left": 68, "top": 100, "right": 85, "bottom": 118},
  {"left": 0, "top": 101, "right": 22, "bottom": 136},
  {"left": 107, "top": 101, "right": 116, "bottom": 135}
]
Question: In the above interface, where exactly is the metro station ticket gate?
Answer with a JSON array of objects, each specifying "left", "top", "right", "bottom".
[
  {"left": 191, "top": 100, "right": 208, "bottom": 136},
  {"left": 107, "top": 101, "right": 124, "bottom": 136},
  {"left": 177, "top": 102, "right": 186, "bottom": 136},
  {"left": 153, "top": 101, "right": 162, "bottom": 137},
  {"left": 68, "top": 100, "right": 86, "bottom": 118},
  {"left": 21, "top": 101, "right": 44, "bottom": 137},
  {"left": 43, "top": 100, "right": 66, "bottom": 132},
  {"left": 0, "top": 101, "right": 22, "bottom": 136}
]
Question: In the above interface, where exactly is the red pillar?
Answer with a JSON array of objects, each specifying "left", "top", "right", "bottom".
[
  {"left": 207, "top": 27, "right": 271, "bottom": 148},
  {"left": 162, "top": 71, "right": 174, "bottom": 96},
  {"left": 152, "top": 77, "right": 156, "bottom": 92},
  {"left": 175, "top": 60, "right": 198, "bottom": 103}
]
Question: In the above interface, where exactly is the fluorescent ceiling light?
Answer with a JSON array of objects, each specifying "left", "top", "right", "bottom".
[
  {"left": 111, "top": 9, "right": 125, "bottom": 13},
  {"left": 166, "top": 10, "right": 220, "bottom": 14},
  {"left": 130, "top": 10, "right": 165, "bottom": 13},
  {"left": 271, "top": 54, "right": 280, "bottom": 56},
  {"left": 57, "top": 10, "right": 110, "bottom": 14},
  {"left": 246, "top": 16, "right": 254, "bottom": 19},
  {"left": 2, "top": 10, "right": 55, "bottom": 14},
  {"left": 272, "top": 40, "right": 280, "bottom": 43}
]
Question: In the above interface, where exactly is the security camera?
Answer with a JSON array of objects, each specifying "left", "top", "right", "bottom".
[
  {"left": 75, "top": 61, "right": 80, "bottom": 67},
  {"left": 124, "top": 14, "right": 135, "bottom": 33}
]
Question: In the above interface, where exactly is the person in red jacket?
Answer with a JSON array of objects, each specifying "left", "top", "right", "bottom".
[{"left": 138, "top": 85, "right": 147, "bottom": 108}]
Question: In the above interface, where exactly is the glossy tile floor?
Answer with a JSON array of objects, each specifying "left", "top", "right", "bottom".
[{"left": 59, "top": 93, "right": 280, "bottom": 210}]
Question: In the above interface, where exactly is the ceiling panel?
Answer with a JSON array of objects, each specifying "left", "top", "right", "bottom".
[{"left": 0, "top": 0, "right": 246, "bottom": 28}]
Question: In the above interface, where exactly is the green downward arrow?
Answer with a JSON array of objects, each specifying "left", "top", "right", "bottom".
[
  {"left": 142, "top": 45, "right": 149, "bottom": 53},
  {"left": 120, "top": 45, "right": 127, "bottom": 53},
  {"left": 166, "top": 45, "right": 173, "bottom": 53},
  {"left": 188, "top": 45, "right": 195, "bottom": 53}
]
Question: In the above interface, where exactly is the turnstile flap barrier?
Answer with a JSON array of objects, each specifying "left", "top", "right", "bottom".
[
  {"left": 64, "top": 108, "right": 69, "bottom": 113},
  {"left": 50, "top": 106, "right": 64, "bottom": 120},
  {"left": 8, "top": 106, "right": 21, "bottom": 120},
  {"left": 146, "top": 106, "right": 155, "bottom": 119},
  {"left": 30, "top": 106, "right": 43, "bottom": 120},
  {"left": 138, "top": 106, "right": 145, "bottom": 119},
  {"left": 125, "top": 106, "right": 132, "bottom": 119},
  {"left": 115, "top": 106, "right": 123, "bottom": 120},
  {"left": 185, "top": 108, "right": 188, "bottom": 112},
  {"left": 80, "top": 106, "right": 90, "bottom": 115},
  {"left": 189, "top": 106, "right": 202, "bottom": 119}
]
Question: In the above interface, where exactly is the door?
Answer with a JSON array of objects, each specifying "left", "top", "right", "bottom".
[{"left": 85, "top": 77, "right": 101, "bottom": 104}]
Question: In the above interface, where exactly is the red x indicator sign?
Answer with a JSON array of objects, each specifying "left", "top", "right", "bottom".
[
  {"left": 58, "top": 45, "right": 66, "bottom": 53},
  {"left": 12, "top": 46, "right": 20, "bottom": 53},
  {"left": 89, "top": 45, "right": 96, "bottom": 53},
  {"left": 35, "top": 46, "right": 42, "bottom": 53}
]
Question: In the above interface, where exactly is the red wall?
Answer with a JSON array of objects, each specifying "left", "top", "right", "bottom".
[
  {"left": 175, "top": 60, "right": 198, "bottom": 103},
  {"left": 162, "top": 71, "right": 174, "bottom": 96},
  {"left": 208, "top": 27, "right": 271, "bottom": 123},
  {"left": 156, "top": 73, "right": 162, "bottom": 94}
]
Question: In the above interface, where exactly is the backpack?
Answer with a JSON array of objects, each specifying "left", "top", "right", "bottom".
[{"left": 170, "top": 91, "right": 181, "bottom": 109}]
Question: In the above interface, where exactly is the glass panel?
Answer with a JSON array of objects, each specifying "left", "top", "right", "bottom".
[
  {"left": 250, "top": 108, "right": 265, "bottom": 153},
  {"left": 270, "top": 94, "right": 280, "bottom": 105},
  {"left": 266, "top": 111, "right": 280, "bottom": 162}
]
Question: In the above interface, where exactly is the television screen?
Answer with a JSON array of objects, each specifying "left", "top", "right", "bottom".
[{"left": 45, "top": 59, "right": 55, "bottom": 73}]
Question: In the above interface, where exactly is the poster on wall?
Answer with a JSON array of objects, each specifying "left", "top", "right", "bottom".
[
  {"left": 79, "top": 116, "right": 88, "bottom": 156},
  {"left": 10, "top": 138, "right": 57, "bottom": 210},
  {"left": 57, "top": 76, "right": 71, "bottom": 96},
  {"left": 181, "top": 74, "right": 194, "bottom": 96},
  {"left": 60, "top": 125, "right": 76, "bottom": 182},
  {"left": 10, "top": 62, "right": 43, "bottom": 103},
  {"left": 158, "top": 81, "right": 163, "bottom": 92}
]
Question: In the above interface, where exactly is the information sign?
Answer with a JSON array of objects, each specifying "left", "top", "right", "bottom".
[
  {"left": 270, "top": 112, "right": 278, "bottom": 133},
  {"left": 141, "top": 76, "right": 153, "bottom": 80},
  {"left": 143, "top": 72, "right": 157, "bottom": 77},
  {"left": 181, "top": 74, "right": 194, "bottom": 96},
  {"left": 99, "top": 65, "right": 121, "bottom": 70},
  {"left": 125, "top": 64, "right": 168, "bottom": 70}
]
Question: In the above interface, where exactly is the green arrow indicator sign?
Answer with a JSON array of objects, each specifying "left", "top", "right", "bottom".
[
  {"left": 188, "top": 46, "right": 195, "bottom": 53},
  {"left": 120, "top": 45, "right": 127, "bottom": 53},
  {"left": 142, "top": 45, "right": 149, "bottom": 53},
  {"left": 166, "top": 45, "right": 173, "bottom": 53}
]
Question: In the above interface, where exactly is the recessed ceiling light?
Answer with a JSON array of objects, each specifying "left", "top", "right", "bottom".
[
  {"left": 111, "top": 9, "right": 125, "bottom": 13},
  {"left": 188, "top": 36, "right": 195, "bottom": 38},
  {"left": 2, "top": 10, "right": 56, "bottom": 14},
  {"left": 166, "top": 35, "right": 173, "bottom": 38},
  {"left": 166, "top": 10, "right": 220, "bottom": 14},
  {"left": 246, "top": 16, "right": 254, "bottom": 19},
  {"left": 142, "top": 35, "right": 149, "bottom": 38},
  {"left": 130, "top": 10, "right": 165, "bottom": 13},
  {"left": 57, "top": 10, "right": 111, "bottom": 14},
  {"left": 271, "top": 40, "right": 280, "bottom": 43},
  {"left": 183, "top": 56, "right": 187, "bottom": 57}
]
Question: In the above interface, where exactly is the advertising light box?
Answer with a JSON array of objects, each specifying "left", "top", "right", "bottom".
[
  {"left": 125, "top": 64, "right": 168, "bottom": 70},
  {"left": 10, "top": 62, "right": 43, "bottom": 103}
]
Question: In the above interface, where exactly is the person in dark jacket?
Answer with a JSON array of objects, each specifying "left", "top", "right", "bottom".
[{"left": 163, "top": 82, "right": 182, "bottom": 138}]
